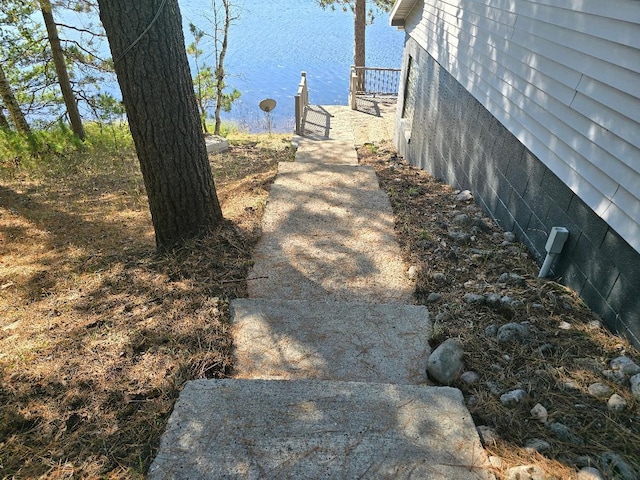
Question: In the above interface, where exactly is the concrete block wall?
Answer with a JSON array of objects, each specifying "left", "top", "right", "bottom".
[{"left": 396, "top": 38, "right": 640, "bottom": 348}]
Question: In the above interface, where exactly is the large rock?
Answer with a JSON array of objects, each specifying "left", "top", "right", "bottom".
[{"left": 427, "top": 338, "right": 464, "bottom": 385}]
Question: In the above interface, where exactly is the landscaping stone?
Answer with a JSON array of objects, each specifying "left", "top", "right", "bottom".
[
  {"left": 463, "top": 293, "right": 485, "bottom": 305},
  {"left": 530, "top": 403, "right": 548, "bottom": 424},
  {"left": 497, "top": 272, "right": 526, "bottom": 286},
  {"left": 484, "top": 325, "right": 498, "bottom": 337},
  {"left": 588, "top": 382, "right": 613, "bottom": 398},
  {"left": 600, "top": 452, "right": 637, "bottom": 480},
  {"left": 630, "top": 373, "right": 640, "bottom": 400},
  {"left": 607, "top": 394, "right": 627, "bottom": 412},
  {"left": 500, "top": 389, "right": 527, "bottom": 406},
  {"left": 523, "top": 438, "right": 551, "bottom": 453},
  {"left": 577, "top": 467, "right": 605, "bottom": 480},
  {"left": 602, "top": 369, "right": 627, "bottom": 384},
  {"left": 433, "top": 272, "right": 447, "bottom": 283},
  {"left": 497, "top": 322, "right": 528, "bottom": 344},
  {"left": 426, "top": 338, "right": 464, "bottom": 385},
  {"left": 505, "top": 465, "right": 545, "bottom": 480},
  {"left": 476, "top": 425, "right": 497, "bottom": 447},
  {"left": 610, "top": 356, "right": 640, "bottom": 376},
  {"left": 548, "top": 422, "right": 584, "bottom": 445},
  {"left": 455, "top": 189, "right": 473, "bottom": 202},
  {"left": 427, "top": 292, "right": 442, "bottom": 303},
  {"left": 460, "top": 371, "right": 480, "bottom": 385},
  {"left": 485, "top": 293, "right": 501, "bottom": 308}
]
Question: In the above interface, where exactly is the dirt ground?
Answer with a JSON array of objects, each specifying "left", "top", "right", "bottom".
[
  {"left": 0, "top": 135, "right": 293, "bottom": 478},
  {"left": 358, "top": 141, "right": 640, "bottom": 479}
]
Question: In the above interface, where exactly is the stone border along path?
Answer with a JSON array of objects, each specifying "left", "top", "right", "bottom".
[{"left": 149, "top": 102, "right": 494, "bottom": 479}]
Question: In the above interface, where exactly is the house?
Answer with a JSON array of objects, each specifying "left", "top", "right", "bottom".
[{"left": 389, "top": 0, "right": 640, "bottom": 348}]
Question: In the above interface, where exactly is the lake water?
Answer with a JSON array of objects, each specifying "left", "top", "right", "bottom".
[{"left": 178, "top": 0, "right": 405, "bottom": 132}]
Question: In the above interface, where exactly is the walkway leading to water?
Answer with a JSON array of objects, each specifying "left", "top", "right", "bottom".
[{"left": 149, "top": 100, "right": 493, "bottom": 479}]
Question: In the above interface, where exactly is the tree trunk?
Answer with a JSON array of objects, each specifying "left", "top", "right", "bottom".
[
  {"left": 97, "top": 0, "right": 224, "bottom": 252},
  {"left": 0, "top": 63, "right": 30, "bottom": 134},
  {"left": 354, "top": 0, "right": 366, "bottom": 91},
  {"left": 39, "top": 0, "right": 85, "bottom": 140},
  {"left": 0, "top": 108, "right": 10, "bottom": 131},
  {"left": 213, "top": 0, "right": 231, "bottom": 136}
]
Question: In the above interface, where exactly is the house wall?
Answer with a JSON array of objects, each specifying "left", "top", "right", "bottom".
[{"left": 394, "top": 1, "right": 640, "bottom": 348}]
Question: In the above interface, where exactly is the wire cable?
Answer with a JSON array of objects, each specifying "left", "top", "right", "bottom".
[{"left": 113, "top": 0, "right": 168, "bottom": 64}]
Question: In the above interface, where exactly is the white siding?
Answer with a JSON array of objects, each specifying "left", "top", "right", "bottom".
[{"left": 402, "top": 0, "right": 640, "bottom": 253}]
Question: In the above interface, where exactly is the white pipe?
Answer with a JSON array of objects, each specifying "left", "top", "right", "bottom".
[{"left": 538, "top": 252, "right": 557, "bottom": 278}]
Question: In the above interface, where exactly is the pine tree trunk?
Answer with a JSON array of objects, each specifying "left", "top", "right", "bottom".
[
  {"left": 354, "top": 0, "right": 366, "bottom": 91},
  {"left": 97, "top": 0, "right": 224, "bottom": 252},
  {"left": 39, "top": 0, "right": 85, "bottom": 140},
  {"left": 0, "top": 63, "right": 30, "bottom": 135}
]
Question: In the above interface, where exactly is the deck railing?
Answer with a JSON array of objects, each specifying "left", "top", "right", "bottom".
[
  {"left": 349, "top": 66, "right": 401, "bottom": 109},
  {"left": 294, "top": 71, "right": 309, "bottom": 135}
]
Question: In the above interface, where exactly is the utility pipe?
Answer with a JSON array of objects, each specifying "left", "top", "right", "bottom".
[{"left": 538, "top": 227, "right": 569, "bottom": 278}]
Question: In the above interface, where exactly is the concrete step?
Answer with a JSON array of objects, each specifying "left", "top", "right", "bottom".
[
  {"left": 248, "top": 162, "right": 413, "bottom": 304},
  {"left": 148, "top": 379, "right": 493, "bottom": 479},
  {"left": 231, "top": 298, "right": 431, "bottom": 385}
]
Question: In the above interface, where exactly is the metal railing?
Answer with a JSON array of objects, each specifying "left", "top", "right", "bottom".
[
  {"left": 349, "top": 66, "right": 401, "bottom": 109},
  {"left": 294, "top": 71, "right": 309, "bottom": 135}
]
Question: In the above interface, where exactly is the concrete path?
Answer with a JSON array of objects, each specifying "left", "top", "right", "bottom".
[{"left": 149, "top": 100, "right": 493, "bottom": 480}]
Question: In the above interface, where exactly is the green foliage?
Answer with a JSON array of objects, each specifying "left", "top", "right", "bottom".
[{"left": 0, "top": 122, "right": 134, "bottom": 178}]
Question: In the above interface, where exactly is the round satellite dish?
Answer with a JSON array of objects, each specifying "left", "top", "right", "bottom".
[{"left": 259, "top": 98, "right": 276, "bottom": 112}]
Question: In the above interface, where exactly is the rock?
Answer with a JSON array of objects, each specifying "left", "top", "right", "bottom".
[
  {"left": 434, "top": 312, "right": 450, "bottom": 323},
  {"left": 485, "top": 293, "right": 501, "bottom": 308},
  {"left": 426, "top": 292, "right": 442, "bottom": 303},
  {"left": 485, "top": 325, "right": 498, "bottom": 337},
  {"left": 449, "top": 231, "right": 472, "bottom": 244},
  {"left": 488, "top": 456, "right": 504, "bottom": 469},
  {"left": 460, "top": 371, "right": 480, "bottom": 385},
  {"left": 588, "top": 382, "right": 613, "bottom": 398},
  {"left": 577, "top": 467, "right": 605, "bottom": 480},
  {"left": 463, "top": 293, "right": 485, "bottom": 305},
  {"left": 602, "top": 369, "right": 627, "bottom": 384},
  {"left": 472, "top": 218, "right": 492, "bottom": 232},
  {"left": 610, "top": 356, "right": 640, "bottom": 376},
  {"left": 523, "top": 438, "right": 551, "bottom": 453},
  {"left": 497, "top": 322, "right": 528, "bottom": 344},
  {"left": 630, "top": 374, "right": 640, "bottom": 400},
  {"left": 407, "top": 265, "right": 418, "bottom": 280},
  {"left": 453, "top": 213, "right": 471, "bottom": 225},
  {"left": 426, "top": 338, "right": 464, "bottom": 385},
  {"left": 600, "top": 452, "right": 637, "bottom": 480},
  {"left": 562, "top": 380, "right": 581, "bottom": 391},
  {"left": 433, "top": 272, "right": 447, "bottom": 283},
  {"left": 548, "top": 422, "right": 584, "bottom": 445},
  {"left": 504, "top": 231, "right": 516, "bottom": 242},
  {"left": 486, "top": 380, "right": 504, "bottom": 396},
  {"left": 455, "top": 189, "right": 473, "bottom": 202},
  {"left": 530, "top": 403, "right": 548, "bottom": 423},
  {"left": 505, "top": 465, "right": 545, "bottom": 480},
  {"left": 607, "top": 394, "right": 627, "bottom": 412},
  {"left": 558, "top": 321, "right": 572, "bottom": 330},
  {"left": 476, "top": 425, "right": 498, "bottom": 446},
  {"left": 498, "top": 272, "right": 526, "bottom": 286},
  {"left": 500, "top": 389, "right": 527, "bottom": 406}
]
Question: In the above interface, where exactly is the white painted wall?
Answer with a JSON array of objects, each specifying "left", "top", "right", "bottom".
[{"left": 398, "top": 0, "right": 640, "bottom": 253}]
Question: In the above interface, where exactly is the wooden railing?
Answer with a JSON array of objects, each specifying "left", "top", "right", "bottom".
[
  {"left": 349, "top": 66, "right": 401, "bottom": 109},
  {"left": 294, "top": 71, "right": 309, "bottom": 135}
]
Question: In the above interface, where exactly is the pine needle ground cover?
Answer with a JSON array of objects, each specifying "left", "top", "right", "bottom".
[{"left": 0, "top": 131, "right": 293, "bottom": 478}]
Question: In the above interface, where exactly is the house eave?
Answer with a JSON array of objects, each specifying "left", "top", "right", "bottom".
[{"left": 389, "top": 0, "right": 420, "bottom": 29}]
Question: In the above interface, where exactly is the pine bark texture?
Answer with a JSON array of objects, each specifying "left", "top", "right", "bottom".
[
  {"left": 0, "top": 63, "right": 31, "bottom": 134},
  {"left": 39, "top": 0, "right": 85, "bottom": 140},
  {"left": 97, "top": 0, "right": 223, "bottom": 251}
]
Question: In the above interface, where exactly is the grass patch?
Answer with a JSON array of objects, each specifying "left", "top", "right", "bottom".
[{"left": 0, "top": 129, "right": 292, "bottom": 477}]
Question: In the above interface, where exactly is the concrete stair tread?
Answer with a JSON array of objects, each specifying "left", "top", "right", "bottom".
[
  {"left": 148, "top": 379, "right": 493, "bottom": 480},
  {"left": 231, "top": 298, "right": 431, "bottom": 384}
]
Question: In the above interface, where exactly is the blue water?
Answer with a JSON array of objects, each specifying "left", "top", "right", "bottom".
[{"left": 179, "top": 0, "right": 404, "bottom": 132}]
